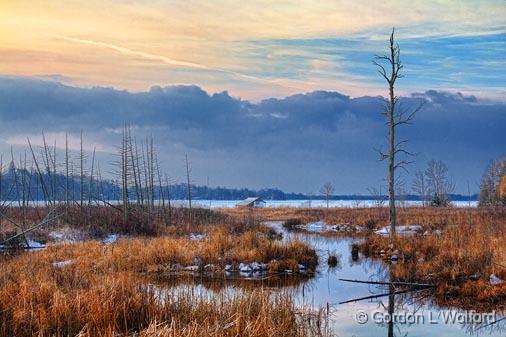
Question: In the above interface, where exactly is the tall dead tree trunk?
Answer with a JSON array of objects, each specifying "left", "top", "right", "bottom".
[
  {"left": 121, "top": 126, "right": 129, "bottom": 223},
  {"left": 185, "top": 154, "right": 192, "bottom": 228},
  {"left": 164, "top": 173, "right": 172, "bottom": 224},
  {"left": 185, "top": 154, "right": 192, "bottom": 210},
  {"left": 28, "top": 138, "right": 51, "bottom": 206},
  {"left": 0, "top": 155, "right": 3, "bottom": 205},
  {"left": 373, "top": 29, "right": 422, "bottom": 245},
  {"left": 65, "top": 133, "right": 69, "bottom": 218},
  {"left": 80, "top": 130, "right": 84, "bottom": 209}
]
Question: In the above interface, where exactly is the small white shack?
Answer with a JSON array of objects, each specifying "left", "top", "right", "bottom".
[{"left": 236, "top": 197, "right": 266, "bottom": 208}]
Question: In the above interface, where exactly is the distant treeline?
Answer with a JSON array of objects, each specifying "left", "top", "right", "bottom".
[{"left": 0, "top": 164, "right": 477, "bottom": 202}]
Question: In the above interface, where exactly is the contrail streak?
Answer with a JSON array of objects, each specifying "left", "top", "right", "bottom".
[
  {"left": 47, "top": 33, "right": 209, "bottom": 70},
  {"left": 46, "top": 33, "right": 303, "bottom": 90}
]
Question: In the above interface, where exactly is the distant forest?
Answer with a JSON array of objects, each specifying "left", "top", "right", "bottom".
[{"left": 0, "top": 164, "right": 477, "bottom": 202}]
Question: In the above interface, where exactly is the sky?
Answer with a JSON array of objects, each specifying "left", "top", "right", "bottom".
[{"left": 0, "top": 0, "right": 505, "bottom": 194}]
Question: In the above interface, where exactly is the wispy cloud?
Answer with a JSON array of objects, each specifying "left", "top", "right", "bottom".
[
  {"left": 47, "top": 33, "right": 307, "bottom": 93},
  {"left": 1, "top": 1, "right": 505, "bottom": 99}
]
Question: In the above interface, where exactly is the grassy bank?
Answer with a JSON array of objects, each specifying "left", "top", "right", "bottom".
[
  {"left": 225, "top": 206, "right": 506, "bottom": 308},
  {"left": 1, "top": 205, "right": 237, "bottom": 242},
  {"left": 0, "top": 273, "right": 324, "bottom": 337},
  {"left": 0, "top": 222, "right": 319, "bottom": 336},
  {"left": 223, "top": 206, "right": 504, "bottom": 231},
  {"left": 359, "top": 217, "right": 506, "bottom": 309}
]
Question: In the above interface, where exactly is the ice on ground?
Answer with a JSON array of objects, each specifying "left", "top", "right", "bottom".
[
  {"left": 470, "top": 273, "right": 480, "bottom": 281},
  {"left": 490, "top": 274, "right": 502, "bottom": 285},
  {"left": 375, "top": 225, "right": 422, "bottom": 236},
  {"left": 424, "top": 229, "right": 443, "bottom": 236},
  {"left": 204, "top": 264, "right": 217, "bottom": 272},
  {"left": 250, "top": 262, "right": 267, "bottom": 271},
  {"left": 0, "top": 240, "right": 45, "bottom": 250},
  {"left": 189, "top": 233, "right": 206, "bottom": 241},
  {"left": 48, "top": 229, "right": 87, "bottom": 243},
  {"left": 305, "top": 221, "right": 326, "bottom": 231},
  {"left": 303, "top": 221, "right": 361, "bottom": 233},
  {"left": 239, "top": 263, "right": 253, "bottom": 273},
  {"left": 103, "top": 234, "right": 118, "bottom": 244},
  {"left": 48, "top": 231, "right": 64, "bottom": 240},
  {"left": 53, "top": 260, "right": 74, "bottom": 268},
  {"left": 183, "top": 265, "right": 200, "bottom": 272},
  {"left": 25, "top": 240, "right": 45, "bottom": 249}
]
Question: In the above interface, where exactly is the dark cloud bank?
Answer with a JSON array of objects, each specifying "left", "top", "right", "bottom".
[{"left": 0, "top": 76, "right": 504, "bottom": 193}]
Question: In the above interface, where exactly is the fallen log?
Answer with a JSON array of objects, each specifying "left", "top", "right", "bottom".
[
  {"left": 338, "top": 287, "right": 429, "bottom": 304},
  {"left": 1, "top": 208, "right": 61, "bottom": 248},
  {"left": 338, "top": 278, "right": 434, "bottom": 288}
]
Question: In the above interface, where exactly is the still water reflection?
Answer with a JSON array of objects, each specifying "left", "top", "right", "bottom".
[{"left": 155, "top": 221, "right": 504, "bottom": 337}]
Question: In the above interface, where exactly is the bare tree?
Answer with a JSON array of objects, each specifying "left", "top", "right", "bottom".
[
  {"left": 27, "top": 137, "right": 51, "bottom": 206},
  {"left": 65, "top": 133, "right": 70, "bottom": 217},
  {"left": 164, "top": 173, "right": 172, "bottom": 224},
  {"left": 87, "top": 146, "right": 96, "bottom": 207},
  {"left": 307, "top": 191, "right": 313, "bottom": 209},
  {"left": 395, "top": 178, "right": 407, "bottom": 208},
  {"left": 320, "top": 182, "right": 334, "bottom": 208},
  {"left": 368, "top": 186, "right": 386, "bottom": 208},
  {"left": 185, "top": 154, "right": 193, "bottom": 228},
  {"left": 424, "top": 159, "right": 455, "bottom": 207},
  {"left": 185, "top": 154, "right": 192, "bottom": 210},
  {"left": 119, "top": 126, "right": 129, "bottom": 222},
  {"left": 129, "top": 133, "right": 142, "bottom": 207},
  {"left": 411, "top": 169, "right": 428, "bottom": 206},
  {"left": 79, "top": 130, "right": 85, "bottom": 208},
  {"left": 374, "top": 28, "right": 422, "bottom": 242}
]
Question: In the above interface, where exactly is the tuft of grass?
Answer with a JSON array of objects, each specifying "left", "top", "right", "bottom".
[
  {"left": 282, "top": 218, "right": 303, "bottom": 230},
  {"left": 327, "top": 255, "right": 338, "bottom": 267}
]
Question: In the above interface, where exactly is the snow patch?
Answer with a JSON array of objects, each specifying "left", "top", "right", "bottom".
[
  {"left": 305, "top": 221, "right": 326, "bottom": 231},
  {"left": 48, "top": 229, "right": 86, "bottom": 243},
  {"left": 52, "top": 260, "right": 74, "bottom": 268},
  {"left": 103, "top": 234, "right": 118, "bottom": 244},
  {"left": 239, "top": 263, "right": 253, "bottom": 273},
  {"left": 189, "top": 233, "right": 206, "bottom": 241},
  {"left": 375, "top": 225, "right": 422, "bottom": 236},
  {"left": 184, "top": 265, "right": 200, "bottom": 272},
  {"left": 48, "top": 231, "right": 64, "bottom": 240},
  {"left": 25, "top": 240, "right": 45, "bottom": 249},
  {"left": 490, "top": 274, "right": 502, "bottom": 285}
]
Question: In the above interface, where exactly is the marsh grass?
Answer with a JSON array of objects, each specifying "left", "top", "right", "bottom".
[
  {"left": 226, "top": 206, "right": 506, "bottom": 308},
  {"left": 1, "top": 273, "right": 322, "bottom": 337},
  {"left": 0, "top": 205, "right": 239, "bottom": 242},
  {"left": 224, "top": 206, "right": 505, "bottom": 232},
  {"left": 356, "top": 209, "right": 506, "bottom": 308},
  {"left": 0, "top": 224, "right": 320, "bottom": 337}
]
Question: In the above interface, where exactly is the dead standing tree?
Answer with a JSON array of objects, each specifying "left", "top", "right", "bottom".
[
  {"left": 185, "top": 154, "right": 193, "bottom": 229},
  {"left": 373, "top": 29, "right": 422, "bottom": 245},
  {"left": 411, "top": 169, "right": 428, "bottom": 206},
  {"left": 320, "top": 182, "right": 334, "bottom": 209}
]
